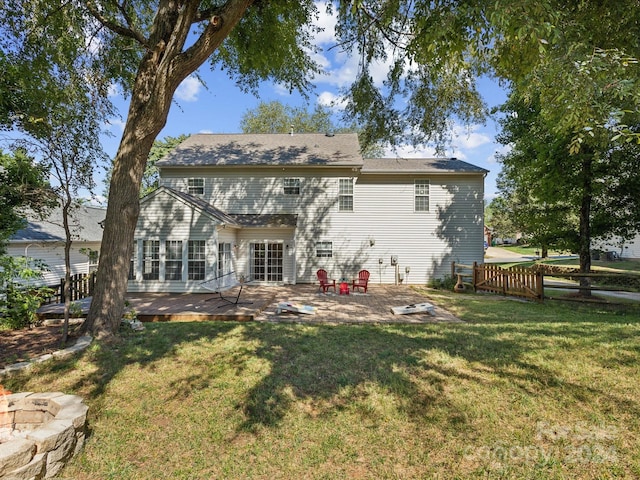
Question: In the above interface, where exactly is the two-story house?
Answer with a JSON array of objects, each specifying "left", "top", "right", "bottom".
[{"left": 128, "top": 133, "right": 487, "bottom": 292}]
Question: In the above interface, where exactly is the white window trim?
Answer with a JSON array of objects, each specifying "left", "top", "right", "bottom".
[
  {"left": 283, "top": 177, "right": 301, "bottom": 195},
  {"left": 316, "top": 241, "right": 333, "bottom": 258},
  {"left": 338, "top": 178, "right": 354, "bottom": 212},
  {"left": 414, "top": 179, "right": 430, "bottom": 212},
  {"left": 187, "top": 178, "right": 205, "bottom": 195}
]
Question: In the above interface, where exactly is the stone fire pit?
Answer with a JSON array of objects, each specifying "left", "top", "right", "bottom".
[{"left": 0, "top": 392, "right": 88, "bottom": 479}]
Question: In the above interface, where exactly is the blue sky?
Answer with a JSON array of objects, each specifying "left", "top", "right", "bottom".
[{"left": 102, "top": 3, "right": 510, "bottom": 202}]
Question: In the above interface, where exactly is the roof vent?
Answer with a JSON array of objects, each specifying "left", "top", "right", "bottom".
[{"left": 325, "top": 131, "right": 335, "bottom": 137}]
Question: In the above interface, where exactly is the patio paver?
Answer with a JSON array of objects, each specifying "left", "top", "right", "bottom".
[{"left": 38, "top": 285, "right": 462, "bottom": 324}]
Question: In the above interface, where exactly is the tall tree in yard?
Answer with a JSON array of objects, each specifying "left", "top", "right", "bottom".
[
  {"left": 2, "top": 1, "right": 640, "bottom": 336},
  {"left": 14, "top": 92, "right": 108, "bottom": 343},
  {"left": 496, "top": 94, "right": 640, "bottom": 294}
]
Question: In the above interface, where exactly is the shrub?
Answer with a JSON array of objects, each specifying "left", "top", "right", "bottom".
[
  {"left": 427, "top": 275, "right": 457, "bottom": 290},
  {"left": 0, "top": 255, "right": 51, "bottom": 329}
]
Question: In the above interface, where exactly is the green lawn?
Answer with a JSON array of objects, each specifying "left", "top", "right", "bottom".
[{"left": 4, "top": 290, "right": 640, "bottom": 479}]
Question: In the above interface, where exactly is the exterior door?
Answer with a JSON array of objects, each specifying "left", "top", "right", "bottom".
[{"left": 250, "top": 242, "right": 283, "bottom": 282}]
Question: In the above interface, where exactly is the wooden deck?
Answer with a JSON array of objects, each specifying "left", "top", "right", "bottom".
[{"left": 38, "top": 284, "right": 462, "bottom": 324}]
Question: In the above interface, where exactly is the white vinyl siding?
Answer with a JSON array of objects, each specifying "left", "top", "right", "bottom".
[{"left": 6, "top": 241, "right": 102, "bottom": 287}]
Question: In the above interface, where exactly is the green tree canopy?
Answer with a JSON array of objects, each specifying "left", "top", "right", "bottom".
[
  {"left": 496, "top": 92, "right": 640, "bottom": 285},
  {"left": 240, "top": 101, "right": 384, "bottom": 157},
  {"left": 0, "top": 149, "right": 55, "bottom": 250}
]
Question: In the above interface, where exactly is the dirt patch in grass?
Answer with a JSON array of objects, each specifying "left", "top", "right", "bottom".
[{"left": 0, "top": 325, "right": 81, "bottom": 368}]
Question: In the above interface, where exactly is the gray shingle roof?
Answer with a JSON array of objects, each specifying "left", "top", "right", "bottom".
[
  {"left": 362, "top": 157, "right": 488, "bottom": 174},
  {"left": 10, "top": 205, "right": 106, "bottom": 242},
  {"left": 229, "top": 214, "right": 298, "bottom": 228},
  {"left": 157, "top": 133, "right": 363, "bottom": 167}
]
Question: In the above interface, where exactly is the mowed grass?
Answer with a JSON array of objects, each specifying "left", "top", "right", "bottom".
[{"left": 4, "top": 290, "right": 640, "bottom": 479}]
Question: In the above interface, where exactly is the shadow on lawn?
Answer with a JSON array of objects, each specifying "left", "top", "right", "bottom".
[
  {"left": 235, "top": 321, "right": 640, "bottom": 431},
  {"left": 6, "top": 315, "right": 639, "bottom": 436}
]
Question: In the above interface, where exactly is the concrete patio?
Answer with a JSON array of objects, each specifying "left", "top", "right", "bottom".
[{"left": 38, "top": 284, "right": 463, "bottom": 325}]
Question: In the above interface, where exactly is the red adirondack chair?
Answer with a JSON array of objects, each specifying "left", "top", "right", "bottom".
[
  {"left": 316, "top": 269, "right": 336, "bottom": 293},
  {"left": 352, "top": 269, "right": 370, "bottom": 293}
]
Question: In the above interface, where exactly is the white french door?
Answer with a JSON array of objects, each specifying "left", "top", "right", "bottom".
[{"left": 250, "top": 242, "right": 283, "bottom": 282}]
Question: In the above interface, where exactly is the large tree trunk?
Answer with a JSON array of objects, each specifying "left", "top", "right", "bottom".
[
  {"left": 578, "top": 152, "right": 593, "bottom": 297},
  {"left": 83, "top": 0, "right": 253, "bottom": 339}
]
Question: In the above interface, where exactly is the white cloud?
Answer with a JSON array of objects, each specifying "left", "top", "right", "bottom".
[
  {"left": 273, "top": 83, "right": 292, "bottom": 97},
  {"left": 317, "top": 91, "right": 348, "bottom": 110},
  {"left": 313, "top": 1, "right": 338, "bottom": 45},
  {"left": 175, "top": 76, "right": 202, "bottom": 102},
  {"left": 107, "top": 83, "right": 120, "bottom": 98},
  {"left": 451, "top": 124, "right": 491, "bottom": 150},
  {"left": 106, "top": 117, "right": 126, "bottom": 132},
  {"left": 487, "top": 144, "right": 511, "bottom": 164}
]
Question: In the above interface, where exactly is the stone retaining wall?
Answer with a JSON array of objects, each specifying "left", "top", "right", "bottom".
[{"left": 0, "top": 392, "right": 88, "bottom": 479}]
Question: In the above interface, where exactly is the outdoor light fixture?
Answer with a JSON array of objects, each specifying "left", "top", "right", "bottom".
[{"left": 369, "top": 237, "right": 375, "bottom": 246}]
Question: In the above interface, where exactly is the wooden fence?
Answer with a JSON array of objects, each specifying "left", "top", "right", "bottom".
[
  {"left": 452, "top": 262, "right": 544, "bottom": 301},
  {"left": 451, "top": 262, "right": 639, "bottom": 303},
  {"left": 41, "top": 272, "right": 96, "bottom": 305}
]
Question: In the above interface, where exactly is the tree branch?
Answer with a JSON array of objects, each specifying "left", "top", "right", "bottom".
[
  {"left": 172, "top": 0, "right": 254, "bottom": 79},
  {"left": 84, "top": 0, "right": 149, "bottom": 48}
]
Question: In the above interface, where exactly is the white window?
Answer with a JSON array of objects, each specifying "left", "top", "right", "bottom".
[
  {"left": 218, "top": 242, "right": 232, "bottom": 278},
  {"left": 88, "top": 249, "right": 99, "bottom": 273},
  {"left": 188, "top": 178, "right": 204, "bottom": 195},
  {"left": 339, "top": 178, "right": 353, "bottom": 211},
  {"left": 165, "top": 240, "right": 183, "bottom": 281},
  {"left": 188, "top": 240, "right": 206, "bottom": 280},
  {"left": 142, "top": 240, "right": 160, "bottom": 280},
  {"left": 316, "top": 241, "right": 333, "bottom": 258},
  {"left": 128, "top": 242, "right": 136, "bottom": 280},
  {"left": 415, "top": 180, "right": 429, "bottom": 212},
  {"left": 283, "top": 178, "right": 301, "bottom": 195}
]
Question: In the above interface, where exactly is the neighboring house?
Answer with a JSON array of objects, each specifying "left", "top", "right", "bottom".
[
  {"left": 594, "top": 234, "right": 640, "bottom": 259},
  {"left": 7, "top": 205, "right": 106, "bottom": 285},
  {"left": 129, "top": 133, "right": 487, "bottom": 293}
]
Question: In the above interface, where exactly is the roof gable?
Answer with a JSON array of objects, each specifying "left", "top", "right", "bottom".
[{"left": 142, "top": 187, "right": 241, "bottom": 227}]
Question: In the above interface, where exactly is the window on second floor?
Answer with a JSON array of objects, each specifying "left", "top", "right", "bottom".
[
  {"left": 188, "top": 178, "right": 204, "bottom": 195},
  {"left": 283, "top": 178, "right": 301, "bottom": 195},
  {"left": 316, "top": 241, "right": 333, "bottom": 258},
  {"left": 338, "top": 178, "right": 353, "bottom": 211},
  {"left": 415, "top": 179, "right": 430, "bottom": 212}
]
